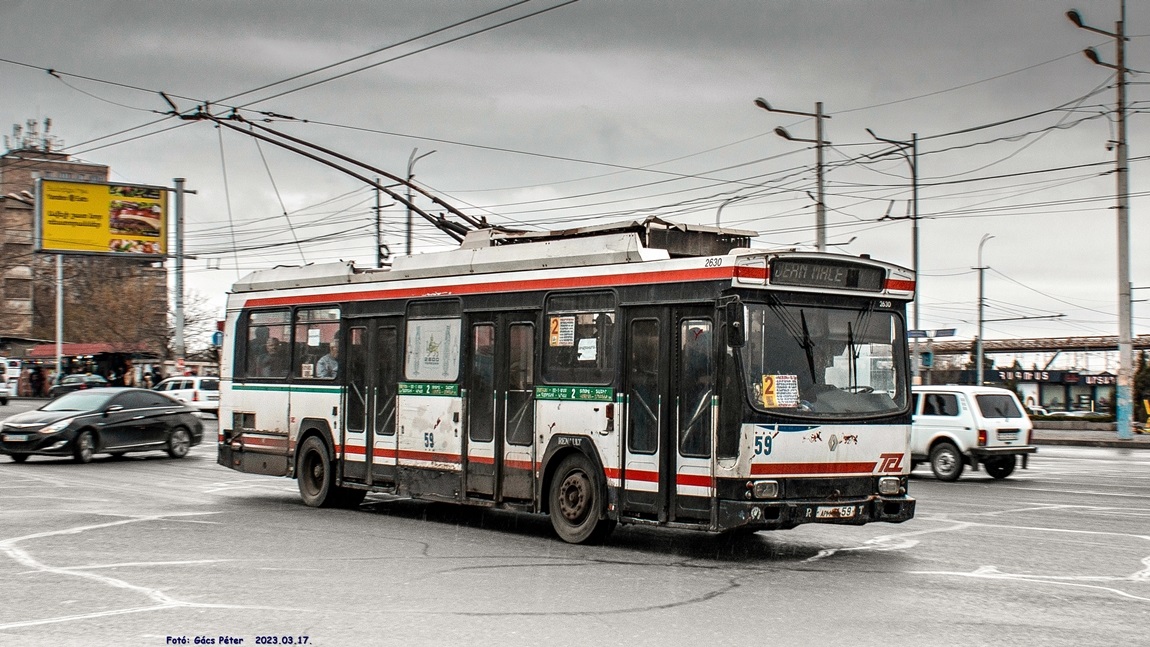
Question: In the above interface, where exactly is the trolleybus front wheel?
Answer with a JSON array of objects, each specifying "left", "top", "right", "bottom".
[{"left": 549, "top": 453, "right": 615, "bottom": 544}]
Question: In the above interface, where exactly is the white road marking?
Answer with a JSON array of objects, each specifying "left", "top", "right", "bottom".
[{"left": 0, "top": 512, "right": 307, "bottom": 629}]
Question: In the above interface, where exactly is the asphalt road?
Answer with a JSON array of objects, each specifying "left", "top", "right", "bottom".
[{"left": 1, "top": 403, "right": 1148, "bottom": 647}]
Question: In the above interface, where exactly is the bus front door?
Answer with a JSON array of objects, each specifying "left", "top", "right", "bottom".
[
  {"left": 622, "top": 306, "right": 714, "bottom": 524},
  {"left": 465, "top": 313, "right": 536, "bottom": 502},
  {"left": 342, "top": 319, "right": 400, "bottom": 487}
]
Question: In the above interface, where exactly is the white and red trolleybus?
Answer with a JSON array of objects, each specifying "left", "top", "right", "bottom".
[{"left": 218, "top": 219, "right": 917, "bottom": 543}]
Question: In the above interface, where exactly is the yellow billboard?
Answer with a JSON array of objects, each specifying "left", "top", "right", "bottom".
[{"left": 36, "top": 180, "right": 168, "bottom": 256}]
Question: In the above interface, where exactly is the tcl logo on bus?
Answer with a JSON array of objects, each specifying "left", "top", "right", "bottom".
[{"left": 877, "top": 453, "right": 904, "bottom": 473}]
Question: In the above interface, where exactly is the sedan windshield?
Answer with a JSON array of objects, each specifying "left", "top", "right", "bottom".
[
  {"left": 41, "top": 390, "right": 116, "bottom": 412},
  {"left": 740, "top": 299, "right": 907, "bottom": 416}
]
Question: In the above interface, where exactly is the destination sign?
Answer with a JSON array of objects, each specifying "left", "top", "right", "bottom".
[{"left": 769, "top": 259, "right": 885, "bottom": 292}]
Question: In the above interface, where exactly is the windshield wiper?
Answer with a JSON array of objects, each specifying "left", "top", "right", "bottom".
[{"left": 799, "top": 310, "right": 816, "bottom": 383}]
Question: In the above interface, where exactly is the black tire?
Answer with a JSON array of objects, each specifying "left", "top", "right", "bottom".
[
  {"left": 929, "top": 442, "right": 963, "bottom": 482},
  {"left": 72, "top": 430, "right": 95, "bottom": 464},
  {"left": 297, "top": 436, "right": 337, "bottom": 507},
  {"left": 548, "top": 453, "right": 615, "bottom": 544},
  {"left": 166, "top": 427, "right": 191, "bottom": 458},
  {"left": 984, "top": 455, "right": 1016, "bottom": 480},
  {"left": 10, "top": 454, "right": 28, "bottom": 463}
]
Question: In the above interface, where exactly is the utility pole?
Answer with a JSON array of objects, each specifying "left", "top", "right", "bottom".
[
  {"left": 173, "top": 178, "right": 196, "bottom": 375},
  {"left": 1069, "top": 4, "right": 1133, "bottom": 439},
  {"left": 976, "top": 234, "right": 994, "bottom": 386},
  {"left": 754, "top": 98, "right": 831, "bottom": 250},
  {"left": 867, "top": 129, "right": 920, "bottom": 384},
  {"left": 406, "top": 148, "right": 436, "bottom": 256}
]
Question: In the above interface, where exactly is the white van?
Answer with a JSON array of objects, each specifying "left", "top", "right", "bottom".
[
  {"left": 911, "top": 385, "right": 1037, "bottom": 481},
  {"left": 154, "top": 376, "right": 220, "bottom": 416}
]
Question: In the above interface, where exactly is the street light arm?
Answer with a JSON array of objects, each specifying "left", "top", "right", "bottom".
[
  {"left": 1067, "top": 10, "right": 1125, "bottom": 39},
  {"left": 774, "top": 126, "right": 825, "bottom": 145},
  {"left": 1084, "top": 47, "right": 1121, "bottom": 71},
  {"left": 754, "top": 97, "right": 830, "bottom": 120}
]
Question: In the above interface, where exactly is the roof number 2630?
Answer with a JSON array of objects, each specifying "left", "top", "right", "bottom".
[{"left": 704, "top": 257, "right": 723, "bottom": 267}]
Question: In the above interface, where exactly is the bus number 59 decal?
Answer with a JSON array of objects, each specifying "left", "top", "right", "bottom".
[{"left": 754, "top": 432, "right": 773, "bottom": 456}]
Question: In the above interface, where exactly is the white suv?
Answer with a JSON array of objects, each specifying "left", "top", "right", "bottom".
[
  {"left": 912, "top": 385, "right": 1037, "bottom": 481},
  {"left": 154, "top": 376, "right": 219, "bottom": 415}
]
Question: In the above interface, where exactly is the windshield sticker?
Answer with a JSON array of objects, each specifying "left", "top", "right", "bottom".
[{"left": 761, "top": 374, "right": 800, "bottom": 408}]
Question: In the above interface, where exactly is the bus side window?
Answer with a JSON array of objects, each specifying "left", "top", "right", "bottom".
[
  {"left": 243, "top": 309, "right": 291, "bottom": 379},
  {"left": 542, "top": 292, "right": 615, "bottom": 385},
  {"left": 678, "top": 320, "right": 713, "bottom": 458}
]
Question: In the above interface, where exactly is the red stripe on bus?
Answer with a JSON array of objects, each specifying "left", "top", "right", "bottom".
[
  {"left": 676, "top": 473, "right": 713, "bottom": 487},
  {"left": 885, "top": 278, "right": 915, "bottom": 291},
  {"left": 468, "top": 454, "right": 495, "bottom": 465},
  {"left": 243, "top": 266, "right": 733, "bottom": 308},
  {"left": 505, "top": 459, "right": 534, "bottom": 471},
  {"left": 625, "top": 469, "right": 659, "bottom": 483},
  {"left": 751, "top": 461, "right": 877, "bottom": 475},
  {"left": 734, "top": 265, "right": 768, "bottom": 280},
  {"left": 398, "top": 449, "right": 461, "bottom": 463}
]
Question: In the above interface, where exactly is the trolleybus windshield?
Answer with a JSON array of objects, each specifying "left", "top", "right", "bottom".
[{"left": 741, "top": 299, "right": 907, "bottom": 416}]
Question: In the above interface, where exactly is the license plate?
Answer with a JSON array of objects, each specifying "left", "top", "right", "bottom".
[
  {"left": 3, "top": 434, "right": 29, "bottom": 442},
  {"left": 998, "top": 432, "right": 1019, "bottom": 441},
  {"left": 816, "top": 505, "right": 856, "bottom": 519}
]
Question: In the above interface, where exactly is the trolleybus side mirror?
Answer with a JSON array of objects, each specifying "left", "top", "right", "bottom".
[{"left": 725, "top": 301, "right": 745, "bottom": 347}]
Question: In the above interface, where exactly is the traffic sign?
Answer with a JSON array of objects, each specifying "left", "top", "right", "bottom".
[
  {"left": 211, "top": 331, "right": 224, "bottom": 347},
  {"left": 908, "top": 329, "right": 928, "bottom": 339},
  {"left": 920, "top": 350, "right": 934, "bottom": 368},
  {"left": 933, "top": 328, "right": 957, "bottom": 338}
]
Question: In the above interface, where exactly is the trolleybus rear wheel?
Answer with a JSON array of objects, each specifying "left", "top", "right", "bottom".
[
  {"left": 296, "top": 436, "right": 365, "bottom": 508},
  {"left": 297, "top": 436, "right": 336, "bottom": 507},
  {"left": 549, "top": 453, "right": 614, "bottom": 544}
]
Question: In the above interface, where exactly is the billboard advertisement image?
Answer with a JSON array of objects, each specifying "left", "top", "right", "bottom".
[{"left": 35, "top": 179, "right": 168, "bottom": 257}]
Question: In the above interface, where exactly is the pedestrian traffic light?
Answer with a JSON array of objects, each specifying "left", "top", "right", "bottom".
[{"left": 920, "top": 350, "right": 934, "bottom": 369}]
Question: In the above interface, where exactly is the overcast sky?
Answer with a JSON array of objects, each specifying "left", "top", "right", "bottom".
[{"left": 2, "top": 0, "right": 1146, "bottom": 368}]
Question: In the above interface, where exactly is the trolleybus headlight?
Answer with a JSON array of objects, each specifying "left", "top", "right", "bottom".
[
  {"left": 878, "top": 477, "right": 902, "bottom": 495},
  {"left": 750, "top": 480, "right": 779, "bottom": 499}
]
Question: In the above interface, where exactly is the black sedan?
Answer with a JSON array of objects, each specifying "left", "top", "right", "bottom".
[
  {"left": 49, "top": 373, "right": 109, "bottom": 398},
  {"left": 0, "top": 388, "right": 204, "bottom": 463}
]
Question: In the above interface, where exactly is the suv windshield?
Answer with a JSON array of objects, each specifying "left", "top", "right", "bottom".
[
  {"left": 740, "top": 299, "right": 907, "bottom": 416},
  {"left": 976, "top": 394, "right": 1023, "bottom": 418}
]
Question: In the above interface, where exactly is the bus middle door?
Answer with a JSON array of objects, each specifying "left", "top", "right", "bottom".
[
  {"left": 343, "top": 319, "right": 400, "bottom": 486},
  {"left": 465, "top": 312, "right": 536, "bottom": 502},
  {"left": 622, "top": 306, "right": 714, "bottom": 524}
]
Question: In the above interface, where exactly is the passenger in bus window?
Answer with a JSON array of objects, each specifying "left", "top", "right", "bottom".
[
  {"left": 316, "top": 334, "right": 340, "bottom": 379},
  {"left": 258, "top": 337, "right": 288, "bottom": 377}
]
